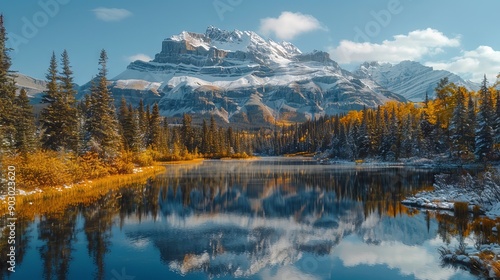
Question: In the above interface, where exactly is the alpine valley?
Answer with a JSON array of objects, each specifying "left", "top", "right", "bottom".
[{"left": 17, "top": 26, "right": 478, "bottom": 127}]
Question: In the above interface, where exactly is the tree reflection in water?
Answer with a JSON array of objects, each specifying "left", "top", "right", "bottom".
[{"left": 0, "top": 160, "right": 485, "bottom": 279}]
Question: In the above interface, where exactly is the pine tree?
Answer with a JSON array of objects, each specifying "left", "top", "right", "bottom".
[
  {"left": 357, "top": 107, "right": 370, "bottom": 158},
  {"left": 148, "top": 103, "right": 161, "bottom": 150},
  {"left": 450, "top": 87, "right": 468, "bottom": 158},
  {"left": 39, "top": 51, "right": 79, "bottom": 152},
  {"left": 181, "top": 114, "right": 194, "bottom": 152},
  {"left": 14, "top": 89, "right": 38, "bottom": 155},
  {"left": 137, "top": 99, "right": 147, "bottom": 150},
  {"left": 209, "top": 116, "right": 217, "bottom": 155},
  {"left": 160, "top": 117, "right": 169, "bottom": 154},
  {"left": 0, "top": 15, "right": 18, "bottom": 154},
  {"left": 347, "top": 122, "right": 357, "bottom": 160},
  {"left": 369, "top": 107, "right": 382, "bottom": 155},
  {"left": 117, "top": 97, "right": 128, "bottom": 144},
  {"left": 201, "top": 119, "right": 209, "bottom": 155},
  {"left": 84, "top": 50, "right": 122, "bottom": 160},
  {"left": 400, "top": 115, "right": 413, "bottom": 158},
  {"left": 411, "top": 114, "right": 423, "bottom": 157},
  {"left": 39, "top": 52, "right": 61, "bottom": 150},
  {"left": 58, "top": 50, "right": 78, "bottom": 151},
  {"left": 465, "top": 94, "right": 476, "bottom": 154},
  {"left": 388, "top": 108, "right": 399, "bottom": 160},
  {"left": 495, "top": 88, "right": 500, "bottom": 150},
  {"left": 124, "top": 104, "right": 141, "bottom": 152},
  {"left": 420, "top": 107, "right": 433, "bottom": 156},
  {"left": 475, "top": 75, "right": 494, "bottom": 161}
]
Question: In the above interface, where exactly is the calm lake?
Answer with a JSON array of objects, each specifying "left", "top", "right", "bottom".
[{"left": 1, "top": 157, "right": 482, "bottom": 279}]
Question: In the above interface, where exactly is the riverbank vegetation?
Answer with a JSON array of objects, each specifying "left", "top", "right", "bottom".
[
  {"left": 0, "top": 165, "right": 164, "bottom": 218},
  {"left": 0, "top": 16, "right": 253, "bottom": 193}
]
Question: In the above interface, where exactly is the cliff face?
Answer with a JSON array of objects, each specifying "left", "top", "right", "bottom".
[{"left": 105, "top": 27, "right": 405, "bottom": 127}]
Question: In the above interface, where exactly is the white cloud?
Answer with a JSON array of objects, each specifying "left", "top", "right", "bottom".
[
  {"left": 329, "top": 28, "right": 460, "bottom": 64},
  {"left": 426, "top": 46, "right": 500, "bottom": 82},
  {"left": 334, "top": 239, "right": 458, "bottom": 280},
  {"left": 92, "top": 7, "right": 132, "bottom": 22},
  {"left": 260, "top": 266, "right": 319, "bottom": 280},
  {"left": 126, "top": 53, "right": 152, "bottom": 62},
  {"left": 260, "top": 12, "right": 326, "bottom": 40}
]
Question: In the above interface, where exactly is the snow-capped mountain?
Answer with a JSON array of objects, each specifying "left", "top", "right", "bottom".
[
  {"left": 13, "top": 73, "right": 47, "bottom": 103},
  {"left": 354, "top": 61, "right": 479, "bottom": 102},
  {"left": 110, "top": 27, "right": 405, "bottom": 126}
]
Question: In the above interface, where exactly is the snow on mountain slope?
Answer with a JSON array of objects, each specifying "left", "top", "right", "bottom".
[
  {"left": 13, "top": 73, "right": 47, "bottom": 103},
  {"left": 355, "top": 61, "right": 479, "bottom": 102},
  {"left": 109, "top": 27, "right": 405, "bottom": 126}
]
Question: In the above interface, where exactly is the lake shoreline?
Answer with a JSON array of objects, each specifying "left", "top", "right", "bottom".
[{"left": 0, "top": 164, "right": 166, "bottom": 218}]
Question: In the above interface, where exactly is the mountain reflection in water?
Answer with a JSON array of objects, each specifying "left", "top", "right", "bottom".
[{"left": 0, "top": 158, "right": 478, "bottom": 280}]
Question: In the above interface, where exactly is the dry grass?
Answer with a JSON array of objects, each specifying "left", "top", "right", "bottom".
[{"left": 0, "top": 165, "right": 165, "bottom": 219}]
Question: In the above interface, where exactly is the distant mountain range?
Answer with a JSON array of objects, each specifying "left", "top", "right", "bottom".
[
  {"left": 14, "top": 27, "right": 479, "bottom": 126},
  {"left": 354, "top": 61, "right": 479, "bottom": 102},
  {"left": 14, "top": 73, "right": 47, "bottom": 103}
]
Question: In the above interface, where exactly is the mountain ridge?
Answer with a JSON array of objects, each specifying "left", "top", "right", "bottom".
[
  {"left": 354, "top": 60, "right": 479, "bottom": 102},
  {"left": 109, "top": 26, "right": 406, "bottom": 126}
]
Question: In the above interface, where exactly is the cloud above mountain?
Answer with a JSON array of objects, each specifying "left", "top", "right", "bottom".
[
  {"left": 92, "top": 7, "right": 132, "bottom": 22},
  {"left": 426, "top": 46, "right": 500, "bottom": 82},
  {"left": 126, "top": 53, "right": 152, "bottom": 62},
  {"left": 329, "top": 28, "right": 460, "bottom": 64},
  {"left": 260, "top": 11, "right": 326, "bottom": 40}
]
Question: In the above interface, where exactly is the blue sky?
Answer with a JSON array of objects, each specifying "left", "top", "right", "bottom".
[{"left": 2, "top": 0, "right": 500, "bottom": 84}]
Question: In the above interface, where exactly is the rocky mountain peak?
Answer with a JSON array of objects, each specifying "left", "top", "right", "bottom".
[{"left": 108, "top": 27, "right": 409, "bottom": 126}]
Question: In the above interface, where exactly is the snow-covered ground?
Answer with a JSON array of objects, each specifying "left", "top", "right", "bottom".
[
  {"left": 402, "top": 168, "right": 500, "bottom": 218},
  {"left": 402, "top": 167, "right": 500, "bottom": 278}
]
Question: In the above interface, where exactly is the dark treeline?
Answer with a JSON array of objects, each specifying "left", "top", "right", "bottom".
[
  {"left": 257, "top": 76, "right": 500, "bottom": 163},
  {"left": 115, "top": 98, "right": 254, "bottom": 160}
]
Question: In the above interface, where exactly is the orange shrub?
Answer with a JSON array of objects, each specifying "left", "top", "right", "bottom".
[
  {"left": 76, "top": 152, "right": 110, "bottom": 179},
  {"left": 4, "top": 151, "right": 70, "bottom": 190}
]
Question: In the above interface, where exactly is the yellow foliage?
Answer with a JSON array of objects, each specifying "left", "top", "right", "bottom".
[
  {"left": 110, "top": 151, "right": 135, "bottom": 174},
  {"left": 0, "top": 165, "right": 165, "bottom": 218},
  {"left": 341, "top": 110, "right": 363, "bottom": 125},
  {"left": 75, "top": 152, "right": 110, "bottom": 180},
  {"left": 133, "top": 149, "right": 154, "bottom": 167},
  {"left": 3, "top": 151, "right": 71, "bottom": 190}
]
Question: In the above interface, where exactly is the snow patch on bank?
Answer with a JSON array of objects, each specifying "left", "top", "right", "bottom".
[{"left": 403, "top": 169, "right": 500, "bottom": 218}]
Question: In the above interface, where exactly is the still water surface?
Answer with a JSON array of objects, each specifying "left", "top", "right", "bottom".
[{"left": 2, "top": 157, "right": 481, "bottom": 279}]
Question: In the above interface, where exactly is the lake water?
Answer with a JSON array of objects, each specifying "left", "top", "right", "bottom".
[{"left": 1, "top": 157, "right": 482, "bottom": 279}]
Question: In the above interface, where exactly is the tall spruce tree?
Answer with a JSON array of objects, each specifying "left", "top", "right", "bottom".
[
  {"left": 40, "top": 51, "right": 78, "bottom": 152},
  {"left": 465, "top": 94, "right": 476, "bottom": 154},
  {"left": 0, "top": 15, "right": 18, "bottom": 154},
  {"left": 58, "top": 50, "right": 78, "bottom": 151},
  {"left": 357, "top": 107, "right": 370, "bottom": 158},
  {"left": 39, "top": 52, "right": 62, "bottom": 150},
  {"left": 148, "top": 103, "right": 161, "bottom": 150},
  {"left": 84, "top": 50, "right": 122, "bottom": 160},
  {"left": 181, "top": 114, "right": 194, "bottom": 152},
  {"left": 450, "top": 87, "right": 469, "bottom": 158},
  {"left": 14, "top": 89, "right": 38, "bottom": 155},
  {"left": 475, "top": 75, "right": 494, "bottom": 161},
  {"left": 122, "top": 104, "right": 141, "bottom": 152},
  {"left": 201, "top": 119, "right": 209, "bottom": 155},
  {"left": 400, "top": 115, "right": 413, "bottom": 158},
  {"left": 495, "top": 87, "right": 500, "bottom": 149},
  {"left": 137, "top": 99, "right": 147, "bottom": 150}
]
